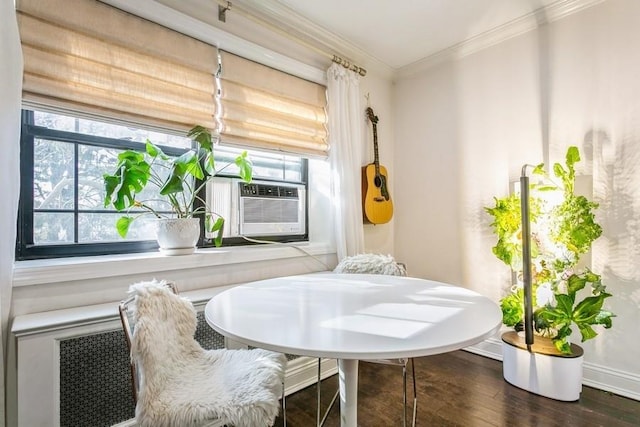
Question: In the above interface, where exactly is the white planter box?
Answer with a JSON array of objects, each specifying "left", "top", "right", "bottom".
[{"left": 502, "top": 331, "right": 584, "bottom": 401}]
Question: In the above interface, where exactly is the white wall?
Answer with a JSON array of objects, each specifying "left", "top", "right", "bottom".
[
  {"left": 394, "top": 0, "right": 640, "bottom": 398},
  {"left": 361, "top": 72, "right": 396, "bottom": 256}
]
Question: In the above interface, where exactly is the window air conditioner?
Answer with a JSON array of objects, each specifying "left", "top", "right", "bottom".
[{"left": 207, "top": 178, "right": 306, "bottom": 238}]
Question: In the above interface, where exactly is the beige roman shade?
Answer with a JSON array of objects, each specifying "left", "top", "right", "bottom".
[
  {"left": 217, "top": 51, "right": 328, "bottom": 157},
  {"left": 16, "top": 0, "right": 217, "bottom": 132}
]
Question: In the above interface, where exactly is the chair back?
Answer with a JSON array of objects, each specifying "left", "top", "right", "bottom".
[
  {"left": 334, "top": 253, "right": 407, "bottom": 276},
  {"left": 118, "top": 281, "right": 177, "bottom": 403}
]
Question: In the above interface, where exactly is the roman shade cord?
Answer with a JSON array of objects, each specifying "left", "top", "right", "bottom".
[{"left": 214, "top": 0, "right": 367, "bottom": 76}]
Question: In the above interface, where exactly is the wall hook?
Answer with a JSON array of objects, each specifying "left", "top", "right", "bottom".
[{"left": 218, "top": 1, "right": 232, "bottom": 23}]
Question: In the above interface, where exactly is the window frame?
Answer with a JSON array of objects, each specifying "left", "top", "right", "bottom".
[{"left": 16, "top": 110, "right": 309, "bottom": 260}]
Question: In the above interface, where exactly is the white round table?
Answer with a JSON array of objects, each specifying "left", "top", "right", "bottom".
[{"left": 205, "top": 273, "right": 502, "bottom": 427}]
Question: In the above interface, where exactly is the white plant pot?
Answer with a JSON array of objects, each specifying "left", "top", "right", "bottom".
[
  {"left": 502, "top": 331, "right": 583, "bottom": 401},
  {"left": 155, "top": 218, "right": 200, "bottom": 255}
]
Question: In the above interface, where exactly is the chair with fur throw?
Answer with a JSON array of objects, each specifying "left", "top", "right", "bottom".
[
  {"left": 119, "top": 280, "right": 287, "bottom": 427},
  {"left": 316, "top": 254, "right": 416, "bottom": 427}
]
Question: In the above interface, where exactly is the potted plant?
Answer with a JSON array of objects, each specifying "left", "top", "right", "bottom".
[
  {"left": 485, "top": 146, "right": 614, "bottom": 400},
  {"left": 103, "top": 125, "right": 252, "bottom": 254}
]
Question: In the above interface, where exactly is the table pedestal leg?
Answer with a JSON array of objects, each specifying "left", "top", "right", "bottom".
[{"left": 338, "top": 359, "right": 358, "bottom": 427}]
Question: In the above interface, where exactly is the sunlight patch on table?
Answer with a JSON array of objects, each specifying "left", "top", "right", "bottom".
[{"left": 320, "top": 314, "right": 429, "bottom": 339}]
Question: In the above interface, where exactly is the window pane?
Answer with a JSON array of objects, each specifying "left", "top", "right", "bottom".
[
  {"left": 216, "top": 145, "right": 304, "bottom": 182},
  {"left": 34, "top": 139, "right": 75, "bottom": 210},
  {"left": 78, "top": 213, "right": 158, "bottom": 242},
  {"left": 34, "top": 212, "right": 74, "bottom": 244},
  {"left": 34, "top": 111, "right": 191, "bottom": 148},
  {"left": 78, "top": 145, "right": 118, "bottom": 209}
]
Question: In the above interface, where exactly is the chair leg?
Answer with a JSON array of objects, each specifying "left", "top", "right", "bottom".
[
  {"left": 317, "top": 358, "right": 322, "bottom": 427},
  {"left": 282, "top": 380, "right": 287, "bottom": 427},
  {"left": 316, "top": 358, "right": 339, "bottom": 427},
  {"left": 402, "top": 358, "right": 418, "bottom": 427},
  {"left": 410, "top": 358, "right": 417, "bottom": 427},
  {"left": 402, "top": 364, "right": 407, "bottom": 427}
]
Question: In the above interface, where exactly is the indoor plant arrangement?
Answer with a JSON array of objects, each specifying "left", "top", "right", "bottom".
[
  {"left": 485, "top": 146, "right": 614, "bottom": 355},
  {"left": 104, "top": 125, "right": 252, "bottom": 251}
]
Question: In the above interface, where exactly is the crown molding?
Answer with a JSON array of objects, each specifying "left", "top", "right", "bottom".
[
  {"left": 228, "top": 0, "right": 394, "bottom": 80},
  {"left": 103, "top": 0, "right": 602, "bottom": 83},
  {"left": 396, "top": 0, "right": 605, "bottom": 81}
]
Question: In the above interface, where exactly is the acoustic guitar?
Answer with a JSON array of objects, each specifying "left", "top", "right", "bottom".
[{"left": 362, "top": 107, "right": 393, "bottom": 224}]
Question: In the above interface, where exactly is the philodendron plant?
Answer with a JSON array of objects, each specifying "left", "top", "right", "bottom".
[
  {"left": 103, "top": 125, "right": 252, "bottom": 246},
  {"left": 486, "top": 146, "right": 614, "bottom": 354}
]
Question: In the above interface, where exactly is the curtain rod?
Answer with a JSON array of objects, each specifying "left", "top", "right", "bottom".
[{"left": 215, "top": 0, "right": 367, "bottom": 77}]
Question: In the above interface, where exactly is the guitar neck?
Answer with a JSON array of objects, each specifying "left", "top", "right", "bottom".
[{"left": 372, "top": 122, "right": 380, "bottom": 174}]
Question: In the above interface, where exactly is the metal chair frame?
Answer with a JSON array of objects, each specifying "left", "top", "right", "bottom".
[
  {"left": 316, "top": 357, "right": 417, "bottom": 427},
  {"left": 119, "top": 281, "right": 178, "bottom": 403}
]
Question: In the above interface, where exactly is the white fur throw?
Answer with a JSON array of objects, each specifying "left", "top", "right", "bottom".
[
  {"left": 129, "top": 280, "right": 286, "bottom": 427},
  {"left": 333, "top": 253, "right": 407, "bottom": 276}
]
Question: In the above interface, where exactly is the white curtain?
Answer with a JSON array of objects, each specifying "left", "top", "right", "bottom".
[
  {"left": 327, "top": 63, "right": 365, "bottom": 260},
  {"left": 0, "top": 0, "right": 23, "bottom": 424}
]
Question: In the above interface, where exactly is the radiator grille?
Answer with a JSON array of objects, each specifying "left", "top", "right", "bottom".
[{"left": 59, "top": 311, "right": 226, "bottom": 427}]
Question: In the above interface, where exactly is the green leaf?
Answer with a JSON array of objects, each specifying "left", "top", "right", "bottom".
[
  {"left": 573, "top": 293, "right": 611, "bottom": 324},
  {"left": 578, "top": 324, "right": 598, "bottom": 342},
  {"left": 160, "top": 150, "right": 202, "bottom": 196},
  {"left": 187, "top": 125, "right": 214, "bottom": 152},
  {"left": 205, "top": 215, "right": 224, "bottom": 248},
  {"left": 103, "top": 152, "right": 150, "bottom": 211},
  {"left": 175, "top": 150, "right": 203, "bottom": 179},
  {"left": 554, "top": 293, "right": 575, "bottom": 317},
  {"left": 146, "top": 140, "right": 170, "bottom": 160},
  {"left": 116, "top": 216, "right": 135, "bottom": 238},
  {"left": 235, "top": 151, "right": 253, "bottom": 182},
  {"left": 500, "top": 292, "right": 524, "bottom": 327},
  {"left": 595, "top": 310, "right": 615, "bottom": 329},
  {"left": 566, "top": 146, "right": 580, "bottom": 167},
  {"left": 567, "top": 274, "right": 587, "bottom": 295},
  {"left": 204, "top": 152, "right": 215, "bottom": 176},
  {"left": 532, "top": 163, "right": 546, "bottom": 175},
  {"left": 103, "top": 175, "right": 120, "bottom": 208},
  {"left": 553, "top": 337, "right": 572, "bottom": 354},
  {"left": 553, "top": 163, "right": 566, "bottom": 181},
  {"left": 160, "top": 173, "right": 185, "bottom": 195}
]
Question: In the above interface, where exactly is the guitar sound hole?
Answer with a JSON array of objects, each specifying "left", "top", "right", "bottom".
[{"left": 374, "top": 176, "right": 382, "bottom": 187}]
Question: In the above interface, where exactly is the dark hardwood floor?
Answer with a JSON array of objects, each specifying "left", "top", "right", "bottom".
[{"left": 275, "top": 350, "right": 640, "bottom": 426}]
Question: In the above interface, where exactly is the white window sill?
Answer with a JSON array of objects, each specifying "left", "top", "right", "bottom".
[{"left": 13, "top": 242, "right": 335, "bottom": 288}]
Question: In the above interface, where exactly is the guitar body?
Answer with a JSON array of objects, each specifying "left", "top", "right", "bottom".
[{"left": 362, "top": 163, "right": 393, "bottom": 224}]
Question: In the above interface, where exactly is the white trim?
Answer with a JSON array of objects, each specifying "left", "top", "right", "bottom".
[
  {"left": 395, "top": 0, "right": 605, "bottom": 80},
  {"left": 465, "top": 336, "right": 640, "bottom": 402},
  {"left": 464, "top": 336, "right": 504, "bottom": 361},
  {"left": 13, "top": 242, "right": 334, "bottom": 288},
  {"left": 583, "top": 361, "right": 640, "bottom": 401},
  {"left": 100, "top": 0, "right": 326, "bottom": 84},
  {"left": 227, "top": 0, "right": 394, "bottom": 80}
]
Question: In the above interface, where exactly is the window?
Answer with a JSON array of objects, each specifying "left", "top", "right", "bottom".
[{"left": 16, "top": 110, "right": 308, "bottom": 260}]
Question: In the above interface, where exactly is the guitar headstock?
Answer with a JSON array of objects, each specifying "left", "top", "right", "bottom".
[{"left": 365, "top": 107, "right": 378, "bottom": 125}]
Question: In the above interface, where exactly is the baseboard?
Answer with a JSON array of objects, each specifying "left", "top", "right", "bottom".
[
  {"left": 582, "top": 361, "right": 640, "bottom": 401},
  {"left": 465, "top": 337, "right": 640, "bottom": 401},
  {"left": 284, "top": 356, "right": 338, "bottom": 395},
  {"left": 464, "top": 336, "right": 504, "bottom": 361}
]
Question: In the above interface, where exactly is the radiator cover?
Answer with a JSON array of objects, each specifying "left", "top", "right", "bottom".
[{"left": 58, "top": 311, "right": 226, "bottom": 427}]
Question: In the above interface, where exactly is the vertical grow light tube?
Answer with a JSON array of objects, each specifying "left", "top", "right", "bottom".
[{"left": 520, "top": 165, "right": 534, "bottom": 350}]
